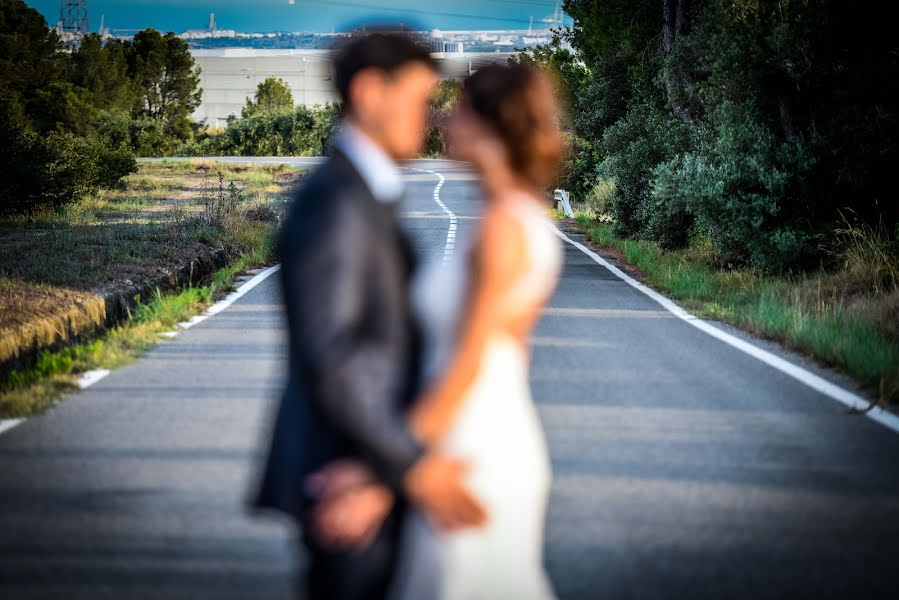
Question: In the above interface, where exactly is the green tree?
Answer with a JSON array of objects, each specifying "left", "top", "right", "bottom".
[
  {"left": 68, "top": 35, "right": 135, "bottom": 115},
  {"left": 31, "top": 35, "right": 137, "bottom": 139},
  {"left": 510, "top": 38, "right": 590, "bottom": 115},
  {"left": 129, "top": 29, "right": 202, "bottom": 142},
  {"left": 242, "top": 77, "right": 294, "bottom": 118},
  {"left": 561, "top": 0, "right": 899, "bottom": 270},
  {"left": 0, "top": 2, "right": 138, "bottom": 217},
  {"left": 0, "top": 0, "right": 64, "bottom": 130},
  {"left": 655, "top": 0, "right": 898, "bottom": 267},
  {"left": 563, "top": 0, "right": 659, "bottom": 68}
]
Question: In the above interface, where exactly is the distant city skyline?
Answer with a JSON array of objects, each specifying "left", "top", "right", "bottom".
[{"left": 27, "top": 0, "right": 568, "bottom": 34}]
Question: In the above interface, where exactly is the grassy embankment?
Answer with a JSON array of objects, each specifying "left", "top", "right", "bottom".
[
  {"left": 0, "top": 161, "right": 302, "bottom": 418},
  {"left": 570, "top": 209, "right": 899, "bottom": 406}
]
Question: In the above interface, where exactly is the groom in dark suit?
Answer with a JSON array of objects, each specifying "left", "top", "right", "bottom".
[{"left": 255, "top": 32, "right": 483, "bottom": 600}]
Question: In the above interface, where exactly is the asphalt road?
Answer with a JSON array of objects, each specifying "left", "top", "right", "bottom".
[{"left": 2, "top": 160, "right": 898, "bottom": 599}]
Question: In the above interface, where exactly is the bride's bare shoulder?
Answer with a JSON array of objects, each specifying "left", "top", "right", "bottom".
[
  {"left": 473, "top": 201, "right": 529, "bottom": 277},
  {"left": 481, "top": 198, "right": 527, "bottom": 238},
  {"left": 486, "top": 192, "right": 550, "bottom": 235},
  {"left": 493, "top": 188, "right": 543, "bottom": 208}
]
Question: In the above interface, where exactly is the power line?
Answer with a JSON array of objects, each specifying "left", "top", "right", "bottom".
[
  {"left": 481, "top": 0, "right": 556, "bottom": 6},
  {"left": 481, "top": 0, "right": 556, "bottom": 5},
  {"left": 59, "top": 0, "right": 90, "bottom": 36},
  {"left": 299, "top": 0, "right": 537, "bottom": 26}
]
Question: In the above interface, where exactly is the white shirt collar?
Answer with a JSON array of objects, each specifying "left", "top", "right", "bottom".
[{"left": 335, "top": 123, "right": 404, "bottom": 203}]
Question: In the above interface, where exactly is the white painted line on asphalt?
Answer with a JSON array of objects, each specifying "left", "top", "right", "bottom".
[
  {"left": 177, "top": 264, "right": 281, "bottom": 329},
  {"left": 205, "top": 263, "right": 281, "bottom": 315},
  {"left": 0, "top": 419, "right": 25, "bottom": 436},
  {"left": 1, "top": 264, "right": 283, "bottom": 439},
  {"left": 408, "top": 168, "right": 456, "bottom": 263},
  {"left": 178, "top": 314, "right": 208, "bottom": 329},
  {"left": 78, "top": 369, "right": 111, "bottom": 389},
  {"left": 0, "top": 371, "right": 111, "bottom": 439},
  {"left": 550, "top": 225, "right": 899, "bottom": 435}
]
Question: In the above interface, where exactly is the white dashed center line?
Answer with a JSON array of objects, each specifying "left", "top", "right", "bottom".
[{"left": 411, "top": 168, "right": 456, "bottom": 263}]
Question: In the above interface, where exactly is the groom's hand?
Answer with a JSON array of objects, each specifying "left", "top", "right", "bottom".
[
  {"left": 404, "top": 453, "right": 487, "bottom": 531},
  {"left": 306, "top": 460, "right": 395, "bottom": 551},
  {"left": 313, "top": 483, "right": 394, "bottom": 551}
]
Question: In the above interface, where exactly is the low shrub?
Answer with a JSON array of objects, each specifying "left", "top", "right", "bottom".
[
  {"left": 652, "top": 101, "right": 816, "bottom": 270},
  {"left": 583, "top": 176, "right": 615, "bottom": 216},
  {"left": 0, "top": 122, "right": 136, "bottom": 218},
  {"left": 599, "top": 88, "right": 692, "bottom": 250},
  {"left": 188, "top": 104, "right": 340, "bottom": 157}
]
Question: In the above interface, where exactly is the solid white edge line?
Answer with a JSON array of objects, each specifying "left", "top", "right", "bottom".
[
  {"left": 0, "top": 368, "right": 113, "bottom": 437},
  {"left": 1, "top": 264, "right": 283, "bottom": 438},
  {"left": 0, "top": 419, "right": 25, "bottom": 436},
  {"left": 78, "top": 369, "right": 112, "bottom": 389},
  {"left": 179, "top": 264, "right": 281, "bottom": 327},
  {"left": 549, "top": 224, "right": 899, "bottom": 435}
]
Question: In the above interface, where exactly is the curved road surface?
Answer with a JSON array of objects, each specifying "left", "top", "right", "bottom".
[{"left": 1, "top": 160, "right": 898, "bottom": 599}]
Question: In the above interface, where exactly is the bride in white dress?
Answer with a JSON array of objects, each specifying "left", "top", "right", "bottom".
[
  {"left": 308, "top": 63, "right": 566, "bottom": 599},
  {"left": 389, "top": 64, "right": 565, "bottom": 599}
]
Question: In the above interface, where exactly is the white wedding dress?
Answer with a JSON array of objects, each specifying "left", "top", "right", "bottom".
[{"left": 391, "top": 194, "right": 562, "bottom": 600}]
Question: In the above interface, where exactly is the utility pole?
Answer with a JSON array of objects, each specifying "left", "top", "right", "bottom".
[{"left": 58, "top": 0, "right": 90, "bottom": 45}]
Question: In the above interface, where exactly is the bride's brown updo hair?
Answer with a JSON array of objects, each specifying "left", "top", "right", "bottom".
[{"left": 463, "top": 64, "right": 565, "bottom": 190}]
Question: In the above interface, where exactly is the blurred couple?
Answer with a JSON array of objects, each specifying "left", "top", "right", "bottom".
[{"left": 255, "top": 30, "right": 565, "bottom": 600}]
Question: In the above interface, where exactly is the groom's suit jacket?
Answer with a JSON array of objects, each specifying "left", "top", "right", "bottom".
[{"left": 254, "top": 150, "right": 423, "bottom": 517}]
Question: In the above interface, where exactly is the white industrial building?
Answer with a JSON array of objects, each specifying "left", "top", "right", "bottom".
[{"left": 191, "top": 49, "right": 515, "bottom": 128}]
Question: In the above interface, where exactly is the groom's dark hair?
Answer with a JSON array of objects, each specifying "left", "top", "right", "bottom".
[{"left": 333, "top": 28, "right": 438, "bottom": 109}]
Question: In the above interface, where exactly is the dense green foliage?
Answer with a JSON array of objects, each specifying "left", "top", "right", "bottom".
[
  {"left": 242, "top": 77, "right": 294, "bottom": 118},
  {"left": 127, "top": 29, "right": 202, "bottom": 152},
  {"left": 423, "top": 80, "right": 462, "bottom": 157},
  {"left": 1, "top": 126, "right": 135, "bottom": 216},
  {"left": 598, "top": 86, "right": 693, "bottom": 249},
  {"left": 0, "top": 0, "right": 202, "bottom": 217},
  {"left": 185, "top": 103, "right": 340, "bottom": 157},
  {"left": 543, "top": 0, "right": 899, "bottom": 272},
  {"left": 182, "top": 76, "right": 337, "bottom": 156}
]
